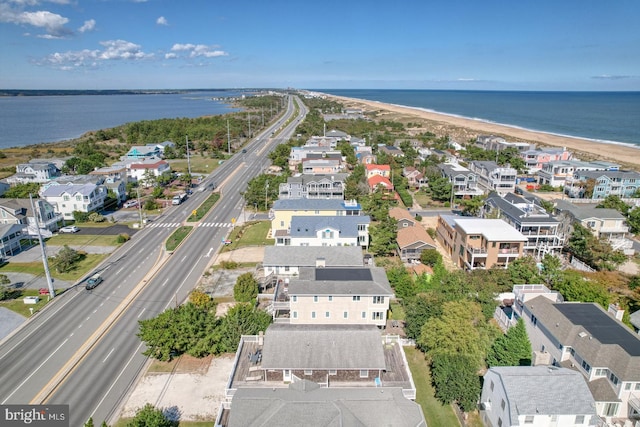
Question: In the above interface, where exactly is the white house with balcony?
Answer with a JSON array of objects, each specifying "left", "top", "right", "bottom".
[
  {"left": 271, "top": 266, "right": 393, "bottom": 327},
  {"left": 439, "top": 162, "right": 484, "bottom": 197},
  {"left": 39, "top": 183, "right": 106, "bottom": 219},
  {"left": 7, "top": 161, "right": 60, "bottom": 184},
  {"left": 468, "top": 161, "right": 518, "bottom": 195},
  {"left": 511, "top": 285, "right": 640, "bottom": 422},
  {"left": 0, "top": 198, "right": 62, "bottom": 236},
  {"left": 480, "top": 366, "right": 597, "bottom": 427},
  {"left": 275, "top": 215, "right": 370, "bottom": 248}
]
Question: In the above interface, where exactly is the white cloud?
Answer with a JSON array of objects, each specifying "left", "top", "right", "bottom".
[
  {"left": 36, "top": 39, "right": 154, "bottom": 69},
  {"left": 592, "top": 74, "right": 637, "bottom": 80},
  {"left": 0, "top": 4, "right": 72, "bottom": 37},
  {"left": 165, "top": 52, "right": 177, "bottom": 59},
  {"left": 78, "top": 19, "right": 95, "bottom": 33},
  {"left": 156, "top": 16, "right": 168, "bottom": 26},
  {"left": 170, "top": 43, "right": 227, "bottom": 58}
]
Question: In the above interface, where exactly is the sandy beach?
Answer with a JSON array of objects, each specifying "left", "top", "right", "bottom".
[{"left": 322, "top": 94, "right": 640, "bottom": 171}]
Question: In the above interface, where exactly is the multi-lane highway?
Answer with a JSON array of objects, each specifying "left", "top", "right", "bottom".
[{"left": 0, "top": 94, "right": 307, "bottom": 426}]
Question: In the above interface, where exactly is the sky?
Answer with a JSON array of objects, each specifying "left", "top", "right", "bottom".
[{"left": 1, "top": 0, "right": 639, "bottom": 91}]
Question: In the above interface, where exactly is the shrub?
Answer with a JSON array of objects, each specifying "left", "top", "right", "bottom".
[
  {"left": 220, "top": 260, "right": 239, "bottom": 270},
  {"left": 234, "top": 272, "right": 259, "bottom": 302},
  {"left": 88, "top": 212, "right": 105, "bottom": 223},
  {"left": 116, "top": 233, "right": 130, "bottom": 243}
]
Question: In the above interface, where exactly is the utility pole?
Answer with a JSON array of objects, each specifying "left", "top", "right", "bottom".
[
  {"left": 227, "top": 119, "right": 231, "bottom": 155},
  {"left": 185, "top": 135, "right": 192, "bottom": 186},
  {"left": 265, "top": 181, "right": 269, "bottom": 211},
  {"left": 136, "top": 186, "right": 144, "bottom": 227},
  {"left": 248, "top": 112, "right": 251, "bottom": 138},
  {"left": 261, "top": 107, "right": 264, "bottom": 127},
  {"left": 30, "top": 194, "right": 55, "bottom": 298}
]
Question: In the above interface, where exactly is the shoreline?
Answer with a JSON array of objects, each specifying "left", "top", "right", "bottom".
[{"left": 322, "top": 93, "right": 640, "bottom": 170}]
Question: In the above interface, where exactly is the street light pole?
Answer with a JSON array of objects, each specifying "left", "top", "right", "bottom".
[
  {"left": 265, "top": 181, "right": 269, "bottom": 212},
  {"left": 136, "top": 186, "right": 144, "bottom": 226},
  {"left": 185, "top": 135, "right": 192, "bottom": 187}
]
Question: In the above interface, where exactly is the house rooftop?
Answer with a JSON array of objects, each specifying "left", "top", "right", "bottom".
[
  {"left": 441, "top": 215, "right": 528, "bottom": 241},
  {"left": 227, "top": 383, "right": 426, "bottom": 427},
  {"left": 272, "top": 199, "right": 361, "bottom": 211},
  {"left": 554, "top": 200, "right": 626, "bottom": 220},
  {"left": 396, "top": 226, "right": 436, "bottom": 249},
  {"left": 261, "top": 324, "right": 386, "bottom": 370},
  {"left": 487, "top": 366, "right": 596, "bottom": 419},
  {"left": 288, "top": 215, "right": 369, "bottom": 238},
  {"left": 263, "top": 246, "right": 364, "bottom": 268},
  {"left": 289, "top": 266, "right": 393, "bottom": 296}
]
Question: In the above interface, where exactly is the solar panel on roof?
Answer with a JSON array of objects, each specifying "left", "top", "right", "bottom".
[
  {"left": 315, "top": 268, "right": 372, "bottom": 281},
  {"left": 555, "top": 304, "right": 640, "bottom": 356}
]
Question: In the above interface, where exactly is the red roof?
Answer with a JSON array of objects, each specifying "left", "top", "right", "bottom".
[
  {"left": 368, "top": 175, "right": 393, "bottom": 189},
  {"left": 129, "top": 160, "right": 168, "bottom": 170},
  {"left": 365, "top": 164, "right": 391, "bottom": 171}
]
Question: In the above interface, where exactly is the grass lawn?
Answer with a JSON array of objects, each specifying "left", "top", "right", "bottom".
[
  {"left": 0, "top": 253, "right": 108, "bottom": 282},
  {"left": 390, "top": 301, "right": 406, "bottom": 321},
  {"left": 221, "top": 221, "right": 274, "bottom": 252},
  {"left": 166, "top": 226, "right": 193, "bottom": 252},
  {"left": 187, "top": 193, "right": 220, "bottom": 222},
  {"left": 405, "top": 346, "right": 460, "bottom": 427},
  {"left": 0, "top": 288, "right": 66, "bottom": 317},
  {"left": 46, "top": 234, "right": 123, "bottom": 247},
  {"left": 413, "top": 191, "right": 433, "bottom": 209},
  {"left": 168, "top": 155, "right": 226, "bottom": 175}
]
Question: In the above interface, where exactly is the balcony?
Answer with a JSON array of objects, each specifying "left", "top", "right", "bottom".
[{"left": 467, "top": 247, "right": 487, "bottom": 255}]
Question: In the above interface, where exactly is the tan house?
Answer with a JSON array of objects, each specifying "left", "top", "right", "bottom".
[
  {"left": 270, "top": 199, "right": 362, "bottom": 234},
  {"left": 272, "top": 266, "right": 393, "bottom": 327},
  {"left": 397, "top": 226, "right": 436, "bottom": 262},
  {"left": 436, "top": 215, "right": 527, "bottom": 270},
  {"left": 389, "top": 207, "right": 417, "bottom": 229}
]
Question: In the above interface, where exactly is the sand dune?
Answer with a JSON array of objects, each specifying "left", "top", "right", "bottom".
[{"left": 322, "top": 94, "right": 640, "bottom": 170}]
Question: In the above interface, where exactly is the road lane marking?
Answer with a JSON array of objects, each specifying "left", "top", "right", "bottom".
[
  {"left": 116, "top": 267, "right": 124, "bottom": 276},
  {"left": 137, "top": 247, "right": 145, "bottom": 254},
  {"left": 137, "top": 308, "right": 146, "bottom": 318},
  {"left": 181, "top": 255, "right": 187, "bottom": 263},
  {"left": 2, "top": 339, "right": 69, "bottom": 404},
  {"left": 161, "top": 279, "right": 169, "bottom": 287},
  {"left": 102, "top": 348, "right": 114, "bottom": 363}
]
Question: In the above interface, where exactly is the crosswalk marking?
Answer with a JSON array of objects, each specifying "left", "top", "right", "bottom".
[{"left": 146, "top": 222, "right": 234, "bottom": 229}]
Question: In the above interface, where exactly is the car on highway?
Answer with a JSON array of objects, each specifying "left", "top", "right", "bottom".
[
  {"left": 85, "top": 273, "right": 103, "bottom": 290},
  {"left": 241, "top": 149, "right": 247, "bottom": 153},
  {"left": 59, "top": 225, "right": 79, "bottom": 233}
]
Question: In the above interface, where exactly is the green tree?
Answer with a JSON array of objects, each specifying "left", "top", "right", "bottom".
[
  {"left": 127, "top": 403, "right": 177, "bottom": 427},
  {"left": 404, "top": 293, "right": 444, "bottom": 340},
  {"left": 458, "top": 196, "right": 485, "bottom": 216},
  {"left": 540, "top": 253, "right": 562, "bottom": 286},
  {"left": 431, "top": 353, "right": 481, "bottom": 412},
  {"left": 627, "top": 207, "right": 640, "bottom": 234},
  {"left": 387, "top": 265, "right": 415, "bottom": 301},
  {"left": 418, "top": 301, "right": 485, "bottom": 363},
  {"left": 552, "top": 270, "right": 610, "bottom": 308},
  {"left": 507, "top": 256, "right": 542, "bottom": 284},
  {"left": 138, "top": 308, "right": 181, "bottom": 361},
  {"left": 428, "top": 177, "right": 452, "bottom": 202},
  {"left": 368, "top": 215, "right": 397, "bottom": 257},
  {"left": 1, "top": 183, "right": 41, "bottom": 199},
  {"left": 596, "top": 195, "right": 630, "bottom": 216},
  {"left": 84, "top": 418, "right": 94, "bottom": 427},
  {"left": 215, "top": 303, "right": 272, "bottom": 352},
  {"left": 486, "top": 318, "right": 532, "bottom": 367},
  {"left": 234, "top": 272, "right": 258, "bottom": 302},
  {"left": 419, "top": 248, "right": 442, "bottom": 267},
  {"left": 53, "top": 245, "right": 82, "bottom": 273}
]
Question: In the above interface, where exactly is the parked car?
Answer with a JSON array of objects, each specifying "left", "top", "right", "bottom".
[
  {"left": 59, "top": 225, "right": 79, "bottom": 233},
  {"left": 123, "top": 200, "right": 138, "bottom": 208}
]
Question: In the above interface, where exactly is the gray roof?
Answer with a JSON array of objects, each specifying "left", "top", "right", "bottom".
[
  {"left": 554, "top": 200, "right": 626, "bottom": 221},
  {"left": 272, "top": 199, "right": 360, "bottom": 211},
  {"left": 263, "top": 246, "right": 364, "bottom": 267},
  {"left": 228, "top": 382, "right": 426, "bottom": 427},
  {"left": 286, "top": 173, "right": 348, "bottom": 185},
  {"left": 574, "top": 169, "right": 640, "bottom": 180},
  {"left": 487, "top": 366, "right": 596, "bottom": 421},
  {"left": 525, "top": 296, "right": 640, "bottom": 380},
  {"left": 0, "top": 223, "right": 24, "bottom": 238},
  {"left": 289, "top": 215, "right": 370, "bottom": 238},
  {"left": 288, "top": 266, "right": 393, "bottom": 296},
  {"left": 261, "top": 324, "right": 386, "bottom": 370},
  {"left": 485, "top": 192, "right": 559, "bottom": 224},
  {"left": 630, "top": 310, "right": 640, "bottom": 330},
  {"left": 40, "top": 182, "right": 98, "bottom": 197}
]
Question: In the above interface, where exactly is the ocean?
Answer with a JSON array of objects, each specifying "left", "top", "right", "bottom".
[
  {"left": 1, "top": 89, "right": 639, "bottom": 149},
  {"left": 318, "top": 89, "right": 640, "bottom": 148},
  {"left": 0, "top": 90, "right": 243, "bottom": 149}
]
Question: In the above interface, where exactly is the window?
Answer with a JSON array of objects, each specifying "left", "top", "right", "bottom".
[
  {"left": 292, "top": 296, "right": 297, "bottom": 303},
  {"left": 587, "top": 220, "right": 596, "bottom": 228},
  {"left": 524, "top": 415, "right": 534, "bottom": 424},
  {"left": 352, "top": 296, "right": 361, "bottom": 301},
  {"left": 625, "top": 383, "right": 632, "bottom": 391},
  {"left": 325, "top": 311, "right": 330, "bottom": 318},
  {"left": 313, "top": 296, "right": 318, "bottom": 303},
  {"left": 497, "top": 418, "right": 502, "bottom": 427},
  {"left": 292, "top": 311, "right": 298, "bottom": 319},
  {"left": 500, "top": 399, "right": 505, "bottom": 410},
  {"left": 328, "top": 296, "right": 333, "bottom": 302},
  {"left": 343, "top": 311, "right": 348, "bottom": 319},
  {"left": 490, "top": 380, "right": 494, "bottom": 391},
  {"left": 610, "top": 372, "right": 619, "bottom": 385},
  {"left": 372, "top": 312, "right": 384, "bottom": 320},
  {"left": 575, "top": 415, "right": 585, "bottom": 424},
  {"left": 361, "top": 311, "right": 366, "bottom": 319},
  {"left": 359, "top": 369, "right": 368, "bottom": 378},
  {"left": 372, "top": 296, "right": 384, "bottom": 304},
  {"left": 581, "top": 360, "right": 591, "bottom": 373},
  {"left": 635, "top": 383, "right": 640, "bottom": 391},
  {"left": 304, "top": 370, "right": 313, "bottom": 375},
  {"left": 603, "top": 403, "right": 619, "bottom": 417},
  {"left": 311, "top": 311, "right": 316, "bottom": 319},
  {"left": 595, "top": 369, "right": 607, "bottom": 377}
]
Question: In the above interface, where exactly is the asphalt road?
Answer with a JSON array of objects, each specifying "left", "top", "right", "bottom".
[{"left": 0, "top": 94, "right": 306, "bottom": 426}]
